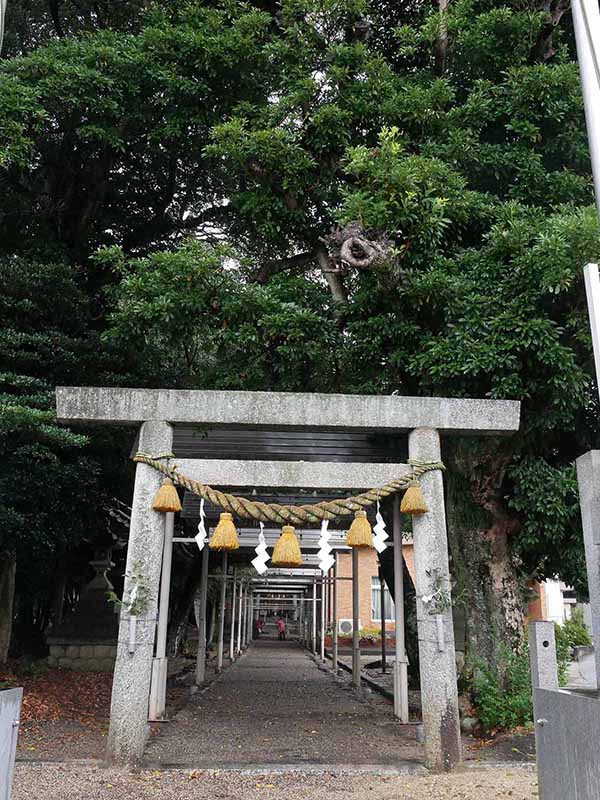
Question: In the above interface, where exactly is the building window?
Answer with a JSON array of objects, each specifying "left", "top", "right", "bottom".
[{"left": 371, "top": 577, "right": 395, "bottom": 621}]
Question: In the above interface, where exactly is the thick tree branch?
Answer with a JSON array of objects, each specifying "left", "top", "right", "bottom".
[
  {"left": 251, "top": 250, "right": 316, "bottom": 284},
  {"left": 316, "top": 244, "right": 348, "bottom": 310},
  {"left": 529, "top": 0, "right": 570, "bottom": 63}
]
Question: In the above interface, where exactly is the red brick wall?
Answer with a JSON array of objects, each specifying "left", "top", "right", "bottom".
[{"left": 332, "top": 546, "right": 410, "bottom": 632}]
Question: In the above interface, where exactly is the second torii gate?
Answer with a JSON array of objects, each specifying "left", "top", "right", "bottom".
[{"left": 56, "top": 387, "right": 520, "bottom": 771}]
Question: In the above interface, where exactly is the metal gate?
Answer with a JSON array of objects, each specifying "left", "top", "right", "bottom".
[
  {"left": 0, "top": 688, "right": 22, "bottom": 800},
  {"left": 535, "top": 687, "right": 600, "bottom": 799}
]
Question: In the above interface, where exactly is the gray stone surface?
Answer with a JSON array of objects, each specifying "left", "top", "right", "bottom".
[
  {"left": 576, "top": 450, "right": 600, "bottom": 690},
  {"left": 534, "top": 687, "right": 600, "bottom": 799},
  {"left": 106, "top": 420, "right": 173, "bottom": 765},
  {"left": 529, "top": 622, "right": 558, "bottom": 691},
  {"left": 0, "top": 687, "right": 21, "bottom": 800},
  {"left": 47, "top": 643, "right": 117, "bottom": 672},
  {"left": 56, "top": 387, "right": 520, "bottom": 435},
  {"left": 408, "top": 428, "right": 461, "bottom": 773}
]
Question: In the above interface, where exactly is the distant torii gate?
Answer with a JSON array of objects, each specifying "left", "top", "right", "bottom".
[{"left": 56, "top": 387, "right": 520, "bottom": 771}]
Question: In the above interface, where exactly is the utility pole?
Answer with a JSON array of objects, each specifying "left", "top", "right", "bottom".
[
  {"left": 573, "top": 0, "right": 600, "bottom": 220},
  {"left": 573, "top": 0, "right": 600, "bottom": 396},
  {"left": 0, "top": 1, "right": 7, "bottom": 56}
]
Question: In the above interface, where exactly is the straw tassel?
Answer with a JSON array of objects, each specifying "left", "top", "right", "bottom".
[
  {"left": 346, "top": 510, "right": 373, "bottom": 549},
  {"left": 400, "top": 481, "right": 428, "bottom": 515},
  {"left": 152, "top": 478, "right": 182, "bottom": 513},
  {"left": 272, "top": 525, "right": 302, "bottom": 567},
  {"left": 209, "top": 512, "right": 240, "bottom": 551}
]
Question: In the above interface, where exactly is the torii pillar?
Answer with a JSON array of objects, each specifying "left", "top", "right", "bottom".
[{"left": 56, "top": 387, "right": 520, "bottom": 769}]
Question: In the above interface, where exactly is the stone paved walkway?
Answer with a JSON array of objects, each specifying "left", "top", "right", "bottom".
[{"left": 144, "top": 637, "right": 423, "bottom": 769}]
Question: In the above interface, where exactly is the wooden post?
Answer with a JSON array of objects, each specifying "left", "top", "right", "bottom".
[
  {"left": 379, "top": 566, "right": 387, "bottom": 675},
  {"left": 393, "top": 498, "right": 409, "bottom": 722},
  {"left": 216, "top": 552, "right": 228, "bottom": 672},
  {"left": 312, "top": 580, "right": 317, "bottom": 654},
  {"left": 242, "top": 583, "right": 249, "bottom": 648},
  {"left": 195, "top": 544, "right": 210, "bottom": 685},
  {"left": 352, "top": 547, "right": 361, "bottom": 689},
  {"left": 301, "top": 595, "right": 306, "bottom": 645},
  {"left": 246, "top": 590, "right": 253, "bottom": 644},
  {"left": 229, "top": 573, "right": 237, "bottom": 662},
  {"left": 236, "top": 579, "right": 244, "bottom": 654},
  {"left": 320, "top": 576, "right": 326, "bottom": 662},
  {"left": 149, "top": 510, "right": 175, "bottom": 720},
  {"left": 332, "top": 555, "right": 339, "bottom": 673}
]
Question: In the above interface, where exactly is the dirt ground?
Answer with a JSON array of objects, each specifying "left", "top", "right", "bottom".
[
  {"left": 8, "top": 638, "right": 537, "bottom": 800},
  {"left": 12, "top": 762, "right": 538, "bottom": 800}
]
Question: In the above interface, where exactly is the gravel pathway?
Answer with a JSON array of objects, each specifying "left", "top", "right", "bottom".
[
  {"left": 144, "top": 638, "right": 422, "bottom": 768},
  {"left": 12, "top": 762, "right": 537, "bottom": 799}
]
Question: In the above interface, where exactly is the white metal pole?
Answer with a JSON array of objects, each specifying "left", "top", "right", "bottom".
[
  {"left": 195, "top": 543, "right": 210, "bottom": 685},
  {"left": 216, "top": 552, "right": 228, "bottom": 672},
  {"left": 572, "top": 0, "right": 600, "bottom": 221},
  {"left": 584, "top": 264, "right": 600, "bottom": 404},
  {"left": 393, "top": 498, "right": 410, "bottom": 722},
  {"left": 0, "top": 0, "right": 7, "bottom": 57}
]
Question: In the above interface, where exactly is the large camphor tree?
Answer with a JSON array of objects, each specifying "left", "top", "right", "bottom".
[{"left": 1, "top": 0, "right": 599, "bottom": 671}]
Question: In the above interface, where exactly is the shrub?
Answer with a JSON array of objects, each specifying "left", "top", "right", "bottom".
[
  {"left": 472, "top": 641, "right": 571, "bottom": 732},
  {"left": 358, "top": 627, "right": 382, "bottom": 643},
  {"left": 472, "top": 646, "right": 534, "bottom": 731},
  {"left": 556, "top": 607, "right": 592, "bottom": 650}
]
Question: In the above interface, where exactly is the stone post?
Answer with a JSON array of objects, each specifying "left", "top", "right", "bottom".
[
  {"left": 529, "top": 621, "right": 558, "bottom": 799},
  {"left": 529, "top": 621, "right": 558, "bottom": 692},
  {"left": 576, "top": 450, "right": 600, "bottom": 689},
  {"left": 409, "top": 427, "right": 461, "bottom": 772},
  {"left": 106, "top": 420, "right": 173, "bottom": 764}
]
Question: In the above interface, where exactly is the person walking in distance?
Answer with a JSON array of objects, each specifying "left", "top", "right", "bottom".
[{"left": 276, "top": 617, "right": 286, "bottom": 641}]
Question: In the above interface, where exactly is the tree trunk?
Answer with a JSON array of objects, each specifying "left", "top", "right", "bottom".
[
  {"left": 0, "top": 556, "right": 16, "bottom": 663},
  {"left": 433, "top": 0, "right": 450, "bottom": 76},
  {"left": 167, "top": 554, "right": 204, "bottom": 655},
  {"left": 445, "top": 439, "right": 525, "bottom": 674},
  {"left": 48, "top": 565, "right": 67, "bottom": 628}
]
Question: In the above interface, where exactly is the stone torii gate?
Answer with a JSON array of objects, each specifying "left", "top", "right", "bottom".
[{"left": 56, "top": 387, "right": 520, "bottom": 771}]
